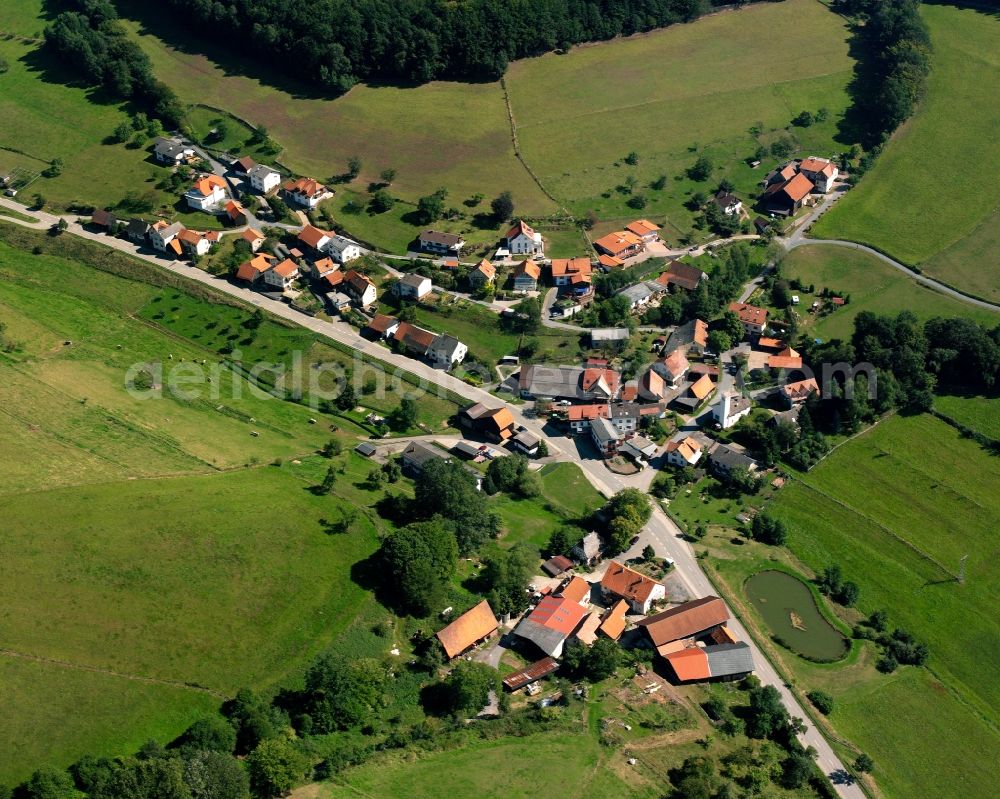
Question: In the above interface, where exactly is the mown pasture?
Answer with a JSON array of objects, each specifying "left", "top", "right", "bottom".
[{"left": 810, "top": 4, "right": 1000, "bottom": 297}]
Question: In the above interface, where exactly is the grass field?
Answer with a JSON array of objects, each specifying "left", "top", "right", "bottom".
[
  {"left": 933, "top": 394, "right": 1000, "bottom": 440},
  {"left": 767, "top": 413, "right": 1000, "bottom": 797},
  {"left": 0, "top": 226, "right": 464, "bottom": 782},
  {"left": 810, "top": 4, "right": 1000, "bottom": 296},
  {"left": 94, "top": 0, "right": 854, "bottom": 254},
  {"left": 508, "top": 0, "right": 853, "bottom": 236},
  {"left": 779, "top": 244, "right": 1000, "bottom": 340}
]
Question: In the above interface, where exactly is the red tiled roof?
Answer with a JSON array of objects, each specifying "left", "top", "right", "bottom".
[
  {"left": 690, "top": 373, "right": 715, "bottom": 400},
  {"left": 525, "top": 594, "right": 588, "bottom": 635},
  {"left": 559, "top": 576, "right": 591, "bottom": 604},
  {"left": 728, "top": 302, "right": 769, "bottom": 327},
  {"left": 799, "top": 157, "right": 836, "bottom": 177},
  {"left": 637, "top": 596, "right": 729, "bottom": 650},
  {"left": 659, "top": 348, "right": 690, "bottom": 379},
  {"left": 625, "top": 219, "right": 660, "bottom": 237},
  {"left": 597, "top": 253, "right": 625, "bottom": 269},
  {"left": 368, "top": 314, "right": 398, "bottom": 334},
  {"left": 665, "top": 647, "right": 711, "bottom": 681},
  {"left": 566, "top": 404, "right": 610, "bottom": 422},
  {"left": 298, "top": 224, "right": 332, "bottom": 249},
  {"left": 506, "top": 219, "right": 537, "bottom": 240},
  {"left": 598, "top": 599, "right": 629, "bottom": 641},
  {"left": 272, "top": 258, "right": 299, "bottom": 278},
  {"left": 550, "top": 257, "right": 592, "bottom": 279},
  {"left": 782, "top": 378, "right": 819, "bottom": 401},
  {"left": 593, "top": 231, "right": 643, "bottom": 257}
]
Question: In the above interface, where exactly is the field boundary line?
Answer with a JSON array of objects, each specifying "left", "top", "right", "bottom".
[
  {"left": 0, "top": 648, "right": 227, "bottom": 697},
  {"left": 805, "top": 411, "right": 894, "bottom": 470},
  {"left": 498, "top": 77, "right": 570, "bottom": 215}
]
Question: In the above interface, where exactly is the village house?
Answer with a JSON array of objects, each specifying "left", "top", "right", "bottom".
[
  {"left": 176, "top": 228, "right": 211, "bottom": 258},
  {"left": 512, "top": 261, "right": 540, "bottom": 292},
  {"left": 185, "top": 174, "right": 227, "bottom": 211},
  {"left": 559, "top": 575, "right": 592, "bottom": 607},
  {"left": 608, "top": 402, "right": 647, "bottom": 437},
  {"left": 624, "top": 219, "right": 661, "bottom": 244},
  {"left": 781, "top": 377, "right": 819, "bottom": 408},
  {"left": 550, "top": 257, "right": 592, "bottom": 287},
  {"left": 401, "top": 441, "right": 449, "bottom": 476},
  {"left": 90, "top": 208, "right": 117, "bottom": 231},
  {"left": 616, "top": 280, "right": 663, "bottom": 311},
  {"left": 513, "top": 594, "right": 588, "bottom": 659},
  {"left": 598, "top": 600, "right": 629, "bottom": 642},
  {"left": 707, "top": 441, "right": 758, "bottom": 477},
  {"left": 636, "top": 595, "right": 731, "bottom": 656},
  {"left": 652, "top": 348, "right": 691, "bottom": 387},
  {"left": 566, "top": 403, "right": 610, "bottom": 434},
  {"left": 593, "top": 230, "right": 644, "bottom": 260},
  {"left": 665, "top": 435, "right": 703, "bottom": 468},
  {"left": 714, "top": 191, "right": 743, "bottom": 216},
  {"left": 665, "top": 318, "right": 709, "bottom": 356},
  {"left": 468, "top": 259, "right": 496, "bottom": 290},
  {"left": 282, "top": 177, "right": 330, "bottom": 208},
  {"left": 712, "top": 392, "right": 753, "bottom": 429},
  {"left": 511, "top": 429, "right": 541, "bottom": 457},
  {"left": 298, "top": 224, "right": 332, "bottom": 253},
  {"left": 768, "top": 346, "right": 803, "bottom": 370},
  {"left": 458, "top": 403, "right": 517, "bottom": 443},
  {"left": 601, "top": 561, "right": 666, "bottom": 614},
  {"left": 519, "top": 363, "right": 620, "bottom": 402},
  {"left": 394, "top": 272, "right": 433, "bottom": 300},
  {"left": 125, "top": 218, "right": 150, "bottom": 244},
  {"left": 502, "top": 657, "right": 560, "bottom": 692},
  {"left": 505, "top": 219, "right": 544, "bottom": 255},
  {"left": 393, "top": 322, "right": 438, "bottom": 358},
  {"left": 152, "top": 137, "right": 194, "bottom": 164},
  {"left": 760, "top": 171, "right": 814, "bottom": 216},
  {"left": 263, "top": 258, "right": 300, "bottom": 291},
  {"left": 677, "top": 373, "right": 717, "bottom": 412},
  {"left": 240, "top": 227, "right": 265, "bottom": 251},
  {"left": 597, "top": 253, "right": 625, "bottom": 271},
  {"left": 301, "top": 255, "right": 338, "bottom": 280},
  {"left": 366, "top": 313, "right": 401, "bottom": 340},
  {"left": 428, "top": 334, "right": 468, "bottom": 370},
  {"left": 235, "top": 253, "right": 276, "bottom": 284},
  {"left": 149, "top": 221, "right": 184, "bottom": 253},
  {"left": 343, "top": 270, "right": 377, "bottom": 308},
  {"left": 224, "top": 200, "right": 246, "bottom": 225},
  {"left": 229, "top": 155, "right": 254, "bottom": 174},
  {"left": 658, "top": 261, "right": 706, "bottom": 292},
  {"left": 798, "top": 157, "right": 839, "bottom": 193},
  {"left": 590, "top": 328, "right": 630, "bottom": 350},
  {"left": 590, "top": 415, "right": 621, "bottom": 456},
  {"left": 728, "top": 302, "right": 769, "bottom": 337},
  {"left": 326, "top": 235, "right": 362, "bottom": 264},
  {"left": 248, "top": 164, "right": 281, "bottom": 194},
  {"left": 436, "top": 600, "right": 499, "bottom": 659},
  {"left": 573, "top": 613, "right": 603, "bottom": 647},
  {"left": 419, "top": 230, "right": 465, "bottom": 256},
  {"left": 572, "top": 531, "right": 603, "bottom": 566}
]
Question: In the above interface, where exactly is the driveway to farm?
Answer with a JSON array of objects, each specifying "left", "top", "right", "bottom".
[{"left": 0, "top": 196, "right": 865, "bottom": 797}]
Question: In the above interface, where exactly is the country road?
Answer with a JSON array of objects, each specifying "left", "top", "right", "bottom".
[{"left": 0, "top": 195, "right": 867, "bottom": 797}]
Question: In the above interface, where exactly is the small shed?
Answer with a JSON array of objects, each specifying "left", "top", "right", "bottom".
[
  {"left": 354, "top": 442, "right": 377, "bottom": 457},
  {"left": 541, "top": 554, "right": 574, "bottom": 577}
]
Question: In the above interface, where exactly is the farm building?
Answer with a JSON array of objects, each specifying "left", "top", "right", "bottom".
[
  {"left": 436, "top": 600, "right": 500, "bottom": 659},
  {"left": 502, "top": 657, "right": 559, "bottom": 692},
  {"left": 664, "top": 642, "right": 754, "bottom": 683},
  {"left": 513, "top": 594, "right": 588, "bottom": 658},
  {"left": 600, "top": 561, "right": 665, "bottom": 614},
  {"left": 636, "top": 596, "right": 730, "bottom": 656}
]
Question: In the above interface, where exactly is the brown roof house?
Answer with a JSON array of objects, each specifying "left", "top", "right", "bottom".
[
  {"left": 436, "top": 600, "right": 500, "bottom": 659},
  {"left": 636, "top": 596, "right": 730, "bottom": 656},
  {"left": 600, "top": 561, "right": 665, "bottom": 614},
  {"left": 728, "top": 302, "right": 769, "bottom": 337},
  {"left": 658, "top": 261, "right": 705, "bottom": 292}
]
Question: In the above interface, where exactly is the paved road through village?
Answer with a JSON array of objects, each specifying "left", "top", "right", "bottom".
[{"left": 0, "top": 196, "right": 871, "bottom": 796}]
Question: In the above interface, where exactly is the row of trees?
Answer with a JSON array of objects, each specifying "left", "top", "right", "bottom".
[
  {"left": 160, "top": 0, "right": 722, "bottom": 91},
  {"left": 44, "top": 1, "right": 184, "bottom": 126},
  {"left": 834, "top": 0, "right": 932, "bottom": 147}
]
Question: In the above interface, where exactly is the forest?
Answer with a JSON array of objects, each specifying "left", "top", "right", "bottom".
[{"left": 155, "top": 0, "right": 743, "bottom": 91}]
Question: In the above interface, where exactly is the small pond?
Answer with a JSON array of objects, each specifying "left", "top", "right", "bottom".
[{"left": 745, "top": 570, "right": 848, "bottom": 662}]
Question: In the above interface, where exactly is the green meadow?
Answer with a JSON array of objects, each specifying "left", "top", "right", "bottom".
[
  {"left": 811, "top": 4, "right": 1000, "bottom": 299},
  {"left": 768, "top": 413, "right": 1000, "bottom": 798},
  {"left": 779, "top": 244, "right": 999, "bottom": 341}
]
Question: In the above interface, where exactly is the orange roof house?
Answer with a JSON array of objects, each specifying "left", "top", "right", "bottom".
[
  {"left": 690, "top": 373, "right": 716, "bottom": 401},
  {"left": 728, "top": 302, "right": 769, "bottom": 332},
  {"left": 272, "top": 258, "right": 299, "bottom": 278},
  {"left": 665, "top": 436, "right": 703, "bottom": 467},
  {"left": 665, "top": 647, "right": 712, "bottom": 681},
  {"left": 573, "top": 612, "right": 603, "bottom": 646},
  {"left": 514, "top": 594, "right": 589, "bottom": 658},
  {"left": 436, "top": 600, "right": 499, "bottom": 659},
  {"left": 481, "top": 406, "right": 515, "bottom": 440},
  {"left": 236, "top": 253, "right": 276, "bottom": 282},
  {"left": 625, "top": 219, "right": 660, "bottom": 240},
  {"left": 225, "top": 200, "right": 246, "bottom": 223},
  {"left": 559, "top": 575, "right": 592, "bottom": 605},
  {"left": 768, "top": 346, "right": 803, "bottom": 370},
  {"left": 598, "top": 599, "right": 629, "bottom": 641},
  {"left": 167, "top": 238, "right": 183, "bottom": 256},
  {"left": 593, "top": 230, "right": 643, "bottom": 259},
  {"left": 191, "top": 174, "right": 226, "bottom": 196},
  {"left": 597, "top": 253, "right": 625, "bottom": 270},
  {"left": 600, "top": 561, "right": 665, "bottom": 614},
  {"left": 550, "top": 257, "right": 592, "bottom": 284},
  {"left": 799, "top": 157, "right": 837, "bottom": 178},
  {"left": 567, "top": 404, "right": 611, "bottom": 423},
  {"left": 298, "top": 223, "right": 333, "bottom": 250},
  {"left": 781, "top": 377, "right": 819, "bottom": 406},
  {"left": 636, "top": 596, "right": 729, "bottom": 655}
]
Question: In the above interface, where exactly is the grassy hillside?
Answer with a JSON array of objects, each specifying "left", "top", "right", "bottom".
[
  {"left": 778, "top": 244, "right": 999, "bottom": 341},
  {"left": 107, "top": 0, "right": 852, "bottom": 253},
  {"left": 507, "top": 0, "right": 853, "bottom": 238},
  {"left": 769, "top": 413, "right": 1000, "bottom": 798},
  {"left": 810, "top": 4, "right": 1000, "bottom": 296}
]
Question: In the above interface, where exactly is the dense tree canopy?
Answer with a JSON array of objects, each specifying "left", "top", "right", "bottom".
[
  {"left": 380, "top": 519, "right": 458, "bottom": 616},
  {"left": 158, "top": 0, "right": 723, "bottom": 91},
  {"left": 414, "top": 459, "right": 501, "bottom": 554}
]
